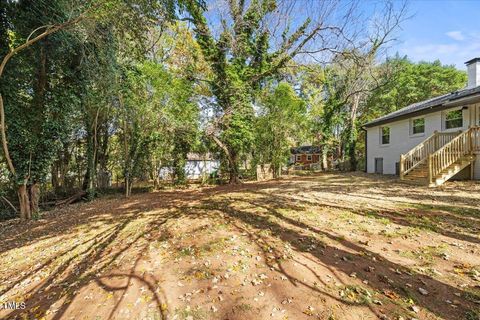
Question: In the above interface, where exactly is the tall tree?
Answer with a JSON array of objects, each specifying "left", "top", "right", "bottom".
[
  {"left": 254, "top": 82, "right": 307, "bottom": 176},
  {"left": 364, "top": 57, "right": 468, "bottom": 122},
  {"left": 0, "top": 0, "right": 178, "bottom": 218},
  {"left": 184, "top": 0, "right": 355, "bottom": 183}
]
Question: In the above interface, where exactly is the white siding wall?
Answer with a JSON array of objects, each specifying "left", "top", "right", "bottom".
[
  {"left": 474, "top": 157, "right": 480, "bottom": 179},
  {"left": 367, "top": 105, "right": 478, "bottom": 176}
]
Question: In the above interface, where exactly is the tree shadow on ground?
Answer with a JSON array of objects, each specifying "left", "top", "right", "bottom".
[
  {"left": 197, "top": 188, "right": 479, "bottom": 320},
  {"left": 224, "top": 173, "right": 480, "bottom": 245},
  {"left": 1, "top": 172, "right": 479, "bottom": 319},
  {"left": 266, "top": 187, "right": 480, "bottom": 245},
  {"left": 2, "top": 202, "right": 180, "bottom": 320}
]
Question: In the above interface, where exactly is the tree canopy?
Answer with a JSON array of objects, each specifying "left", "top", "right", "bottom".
[{"left": 0, "top": 0, "right": 470, "bottom": 220}]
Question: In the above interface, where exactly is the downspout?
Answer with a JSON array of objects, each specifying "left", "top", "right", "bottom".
[{"left": 362, "top": 127, "right": 368, "bottom": 173}]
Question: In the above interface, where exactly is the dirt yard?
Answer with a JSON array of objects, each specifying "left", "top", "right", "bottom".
[{"left": 1, "top": 172, "right": 479, "bottom": 320}]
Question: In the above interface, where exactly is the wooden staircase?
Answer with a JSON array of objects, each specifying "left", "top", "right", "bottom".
[{"left": 400, "top": 127, "right": 480, "bottom": 186}]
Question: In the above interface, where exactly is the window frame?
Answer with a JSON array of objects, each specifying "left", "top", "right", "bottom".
[
  {"left": 444, "top": 108, "right": 463, "bottom": 130},
  {"left": 380, "top": 126, "right": 390, "bottom": 145},
  {"left": 306, "top": 154, "right": 312, "bottom": 161},
  {"left": 295, "top": 154, "right": 301, "bottom": 162},
  {"left": 410, "top": 117, "right": 425, "bottom": 136}
]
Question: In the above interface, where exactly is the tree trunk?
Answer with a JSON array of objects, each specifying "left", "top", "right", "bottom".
[
  {"left": 322, "top": 148, "right": 328, "bottom": 171},
  {"left": 348, "top": 139, "right": 357, "bottom": 171},
  {"left": 348, "top": 94, "right": 360, "bottom": 172},
  {"left": 17, "top": 184, "right": 31, "bottom": 220},
  {"left": 82, "top": 122, "right": 96, "bottom": 198},
  {"left": 228, "top": 151, "right": 241, "bottom": 184},
  {"left": 51, "top": 163, "right": 59, "bottom": 191},
  {"left": 209, "top": 134, "right": 240, "bottom": 184},
  {"left": 124, "top": 173, "right": 132, "bottom": 197},
  {"left": 124, "top": 175, "right": 133, "bottom": 197},
  {"left": 29, "top": 182, "right": 40, "bottom": 215},
  {"left": 128, "top": 180, "right": 133, "bottom": 197}
]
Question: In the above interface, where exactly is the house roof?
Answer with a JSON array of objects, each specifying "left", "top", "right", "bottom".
[
  {"left": 291, "top": 146, "right": 321, "bottom": 154},
  {"left": 363, "top": 85, "right": 480, "bottom": 128},
  {"left": 465, "top": 57, "right": 480, "bottom": 65},
  {"left": 186, "top": 153, "right": 216, "bottom": 161}
]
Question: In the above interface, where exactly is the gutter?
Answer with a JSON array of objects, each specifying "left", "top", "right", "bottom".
[{"left": 362, "top": 127, "right": 367, "bottom": 173}]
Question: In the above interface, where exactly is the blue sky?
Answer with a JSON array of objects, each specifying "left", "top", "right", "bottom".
[{"left": 393, "top": 0, "right": 480, "bottom": 70}]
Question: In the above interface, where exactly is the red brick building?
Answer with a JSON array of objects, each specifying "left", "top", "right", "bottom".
[{"left": 290, "top": 146, "right": 321, "bottom": 166}]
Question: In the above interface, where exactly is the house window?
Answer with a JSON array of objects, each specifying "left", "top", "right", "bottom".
[
  {"left": 381, "top": 126, "right": 390, "bottom": 145},
  {"left": 296, "top": 155, "right": 301, "bottom": 161},
  {"left": 411, "top": 117, "right": 425, "bottom": 135},
  {"left": 445, "top": 109, "right": 463, "bottom": 129},
  {"left": 307, "top": 155, "right": 312, "bottom": 161}
]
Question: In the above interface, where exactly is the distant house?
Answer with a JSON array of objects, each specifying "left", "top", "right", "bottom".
[
  {"left": 159, "top": 153, "right": 220, "bottom": 180},
  {"left": 184, "top": 153, "right": 220, "bottom": 179},
  {"left": 363, "top": 57, "right": 480, "bottom": 186},
  {"left": 290, "top": 146, "right": 321, "bottom": 166}
]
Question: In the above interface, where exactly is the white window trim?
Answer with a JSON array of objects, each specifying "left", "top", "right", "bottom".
[
  {"left": 442, "top": 107, "right": 464, "bottom": 131},
  {"left": 410, "top": 116, "right": 425, "bottom": 137},
  {"left": 306, "top": 154, "right": 312, "bottom": 161},
  {"left": 380, "top": 126, "right": 390, "bottom": 146},
  {"left": 296, "top": 154, "right": 301, "bottom": 161}
]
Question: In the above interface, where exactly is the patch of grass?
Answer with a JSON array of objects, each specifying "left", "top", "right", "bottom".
[
  {"left": 227, "top": 259, "right": 250, "bottom": 273},
  {"left": 400, "top": 244, "right": 448, "bottom": 265},
  {"left": 199, "top": 237, "right": 228, "bottom": 254},
  {"left": 338, "top": 211, "right": 356, "bottom": 221},
  {"left": 365, "top": 211, "right": 392, "bottom": 225},
  {"left": 175, "top": 306, "right": 209, "bottom": 320},
  {"left": 177, "top": 245, "right": 196, "bottom": 257},
  {"left": 232, "top": 303, "right": 253, "bottom": 312},
  {"left": 358, "top": 226, "right": 374, "bottom": 236},
  {"left": 175, "top": 237, "right": 229, "bottom": 259},
  {"left": 463, "top": 285, "right": 480, "bottom": 304},
  {"left": 408, "top": 215, "right": 440, "bottom": 232},
  {"left": 183, "top": 265, "right": 216, "bottom": 280},
  {"left": 380, "top": 226, "right": 420, "bottom": 238},
  {"left": 338, "top": 285, "right": 373, "bottom": 305},
  {"left": 464, "top": 309, "right": 480, "bottom": 320},
  {"left": 407, "top": 203, "right": 480, "bottom": 219},
  {"left": 258, "top": 229, "right": 271, "bottom": 237}
]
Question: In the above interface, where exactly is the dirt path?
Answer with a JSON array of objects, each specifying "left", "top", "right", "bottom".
[{"left": 1, "top": 172, "right": 479, "bottom": 320}]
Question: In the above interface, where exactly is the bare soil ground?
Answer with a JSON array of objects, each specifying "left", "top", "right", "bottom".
[{"left": 1, "top": 172, "right": 479, "bottom": 320}]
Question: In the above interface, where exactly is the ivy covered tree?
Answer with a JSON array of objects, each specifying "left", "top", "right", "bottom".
[
  {"left": 184, "top": 0, "right": 355, "bottom": 183},
  {"left": 0, "top": 0, "right": 179, "bottom": 218}
]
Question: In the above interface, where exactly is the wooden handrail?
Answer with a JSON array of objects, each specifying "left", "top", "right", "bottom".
[
  {"left": 400, "top": 131, "right": 459, "bottom": 178},
  {"left": 428, "top": 126, "right": 480, "bottom": 182}
]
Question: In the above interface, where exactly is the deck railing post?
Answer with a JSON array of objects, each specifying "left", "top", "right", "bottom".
[
  {"left": 468, "top": 127, "right": 473, "bottom": 153},
  {"left": 428, "top": 154, "right": 433, "bottom": 186}
]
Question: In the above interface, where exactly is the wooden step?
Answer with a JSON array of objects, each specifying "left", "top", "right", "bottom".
[{"left": 430, "top": 156, "right": 475, "bottom": 187}]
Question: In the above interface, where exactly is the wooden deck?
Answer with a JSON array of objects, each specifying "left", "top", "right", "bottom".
[{"left": 400, "top": 126, "right": 480, "bottom": 186}]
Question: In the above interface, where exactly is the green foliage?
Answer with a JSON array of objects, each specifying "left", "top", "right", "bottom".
[
  {"left": 116, "top": 23, "right": 202, "bottom": 187},
  {"left": 184, "top": 0, "right": 316, "bottom": 181},
  {"left": 364, "top": 56, "right": 467, "bottom": 123},
  {"left": 254, "top": 82, "right": 307, "bottom": 174},
  {"left": 1, "top": 1, "right": 83, "bottom": 185}
]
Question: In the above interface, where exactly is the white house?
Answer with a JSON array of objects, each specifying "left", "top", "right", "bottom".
[
  {"left": 363, "top": 57, "right": 480, "bottom": 186},
  {"left": 158, "top": 153, "right": 220, "bottom": 181}
]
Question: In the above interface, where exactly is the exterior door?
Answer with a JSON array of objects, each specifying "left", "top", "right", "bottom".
[{"left": 374, "top": 158, "right": 383, "bottom": 174}]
